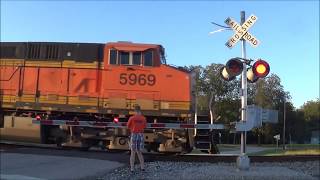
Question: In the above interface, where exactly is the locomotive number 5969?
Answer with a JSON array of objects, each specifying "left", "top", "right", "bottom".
[{"left": 120, "top": 73, "right": 156, "bottom": 86}]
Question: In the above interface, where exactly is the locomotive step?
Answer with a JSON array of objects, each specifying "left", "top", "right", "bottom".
[
  {"left": 196, "top": 120, "right": 210, "bottom": 124},
  {"left": 194, "top": 141, "right": 210, "bottom": 149},
  {"left": 195, "top": 136, "right": 210, "bottom": 141}
]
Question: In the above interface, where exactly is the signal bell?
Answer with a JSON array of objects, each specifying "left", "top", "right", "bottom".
[{"left": 220, "top": 58, "right": 243, "bottom": 81}]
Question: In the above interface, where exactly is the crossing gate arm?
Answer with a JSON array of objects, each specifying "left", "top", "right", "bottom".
[{"left": 32, "top": 119, "right": 225, "bottom": 130}]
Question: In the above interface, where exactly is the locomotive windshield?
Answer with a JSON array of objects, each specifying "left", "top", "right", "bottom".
[{"left": 109, "top": 49, "right": 154, "bottom": 66}]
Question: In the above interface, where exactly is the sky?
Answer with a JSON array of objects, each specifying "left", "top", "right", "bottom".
[{"left": 1, "top": 0, "right": 319, "bottom": 109}]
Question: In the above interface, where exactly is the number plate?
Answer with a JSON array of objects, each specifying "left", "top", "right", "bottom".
[{"left": 120, "top": 73, "right": 156, "bottom": 86}]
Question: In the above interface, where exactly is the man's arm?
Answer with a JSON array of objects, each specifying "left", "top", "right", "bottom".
[
  {"left": 127, "top": 117, "right": 132, "bottom": 129},
  {"left": 143, "top": 117, "right": 147, "bottom": 129}
]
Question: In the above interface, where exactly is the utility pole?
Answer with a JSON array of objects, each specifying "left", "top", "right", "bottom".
[{"left": 282, "top": 98, "right": 286, "bottom": 150}]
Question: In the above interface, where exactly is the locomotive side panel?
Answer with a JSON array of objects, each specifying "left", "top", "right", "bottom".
[
  {"left": 101, "top": 66, "right": 161, "bottom": 114},
  {"left": 157, "top": 65, "right": 191, "bottom": 113},
  {"left": 38, "top": 68, "right": 67, "bottom": 105},
  {"left": 0, "top": 66, "right": 20, "bottom": 107},
  {"left": 102, "top": 42, "right": 192, "bottom": 118},
  {"left": 0, "top": 42, "right": 25, "bottom": 108},
  {"left": 68, "top": 69, "right": 100, "bottom": 108},
  {"left": 19, "top": 67, "right": 37, "bottom": 103},
  {"left": 1, "top": 42, "right": 192, "bottom": 118}
]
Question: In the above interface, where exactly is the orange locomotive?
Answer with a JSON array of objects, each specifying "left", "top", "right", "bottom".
[{"left": 0, "top": 41, "right": 196, "bottom": 153}]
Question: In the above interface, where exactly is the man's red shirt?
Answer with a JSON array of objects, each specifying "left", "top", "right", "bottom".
[{"left": 127, "top": 114, "right": 147, "bottom": 133}]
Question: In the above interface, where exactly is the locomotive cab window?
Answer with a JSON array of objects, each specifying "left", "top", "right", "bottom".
[
  {"left": 133, "top": 52, "right": 141, "bottom": 65},
  {"left": 143, "top": 50, "right": 153, "bottom": 66},
  {"left": 109, "top": 49, "right": 118, "bottom": 64},
  {"left": 108, "top": 49, "right": 154, "bottom": 67},
  {"left": 120, "top": 51, "right": 129, "bottom": 65}
]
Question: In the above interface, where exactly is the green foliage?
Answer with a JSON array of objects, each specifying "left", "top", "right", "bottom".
[
  {"left": 301, "top": 99, "right": 320, "bottom": 122},
  {"left": 200, "top": 63, "right": 239, "bottom": 99},
  {"left": 254, "top": 74, "right": 289, "bottom": 109},
  {"left": 287, "top": 110, "right": 306, "bottom": 143},
  {"left": 299, "top": 99, "right": 320, "bottom": 138},
  {"left": 215, "top": 98, "right": 240, "bottom": 124}
]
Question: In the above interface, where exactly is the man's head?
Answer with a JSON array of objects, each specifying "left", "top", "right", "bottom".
[{"left": 134, "top": 105, "right": 141, "bottom": 114}]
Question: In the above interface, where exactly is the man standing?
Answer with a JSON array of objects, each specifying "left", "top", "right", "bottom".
[{"left": 127, "top": 105, "right": 147, "bottom": 172}]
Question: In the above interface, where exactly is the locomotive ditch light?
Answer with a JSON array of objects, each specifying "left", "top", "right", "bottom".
[
  {"left": 36, "top": 115, "right": 41, "bottom": 120},
  {"left": 113, "top": 117, "right": 119, "bottom": 123},
  {"left": 220, "top": 58, "right": 243, "bottom": 81}
]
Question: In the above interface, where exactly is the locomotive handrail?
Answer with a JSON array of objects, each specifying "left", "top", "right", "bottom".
[
  {"left": 0, "top": 65, "right": 22, "bottom": 81},
  {"left": 32, "top": 119, "right": 225, "bottom": 130}
]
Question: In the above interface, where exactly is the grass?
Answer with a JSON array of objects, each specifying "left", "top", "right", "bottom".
[
  {"left": 217, "top": 144, "right": 320, "bottom": 156},
  {"left": 248, "top": 148, "right": 320, "bottom": 156},
  {"left": 286, "top": 144, "right": 320, "bottom": 149}
]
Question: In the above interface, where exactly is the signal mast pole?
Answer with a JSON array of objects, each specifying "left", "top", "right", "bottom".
[
  {"left": 240, "top": 11, "right": 247, "bottom": 155},
  {"left": 236, "top": 10, "right": 250, "bottom": 171}
]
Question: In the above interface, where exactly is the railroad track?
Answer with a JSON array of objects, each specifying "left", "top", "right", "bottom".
[
  {"left": 146, "top": 153, "right": 320, "bottom": 163},
  {"left": 1, "top": 141, "right": 319, "bottom": 163}
]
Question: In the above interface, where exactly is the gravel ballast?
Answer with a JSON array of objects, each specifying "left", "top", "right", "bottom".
[{"left": 100, "top": 161, "right": 320, "bottom": 180}]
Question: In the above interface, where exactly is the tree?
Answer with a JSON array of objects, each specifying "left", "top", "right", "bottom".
[
  {"left": 200, "top": 63, "right": 240, "bottom": 123},
  {"left": 300, "top": 99, "right": 320, "bottom": 141},
  {"left": 301, "top": 99, "right": 320, "bottom": 123},
  {"left": 254, "top": 74, "right": 289, "bottom": 108},
  {"left": 288, "top": 108, "right": 306, "bottom": 143}
]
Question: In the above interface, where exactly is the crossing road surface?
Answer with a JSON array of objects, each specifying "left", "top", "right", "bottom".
[
  {"left": 0, "top": 147, "right": 127, "bottom": 180},
  {"left": 0, "top": 144, "right": 278, "bottom": 180}
]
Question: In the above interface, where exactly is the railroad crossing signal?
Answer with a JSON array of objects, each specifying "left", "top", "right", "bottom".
[
  {"left": 225, "top": 14, "right": 260, "bottom": 48},
  {"left": 220, "top": 58, "right": 270, "bottom": 83}
]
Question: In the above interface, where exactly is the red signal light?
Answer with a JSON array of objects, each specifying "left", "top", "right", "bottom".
[
  {"left": 220, "top": 58, "right": 244, "bottom": 81},
  {"left": 113, "top": 117, "right": 119, "bottom": 123},
  {"left": 252, "top": 59, "right": 270, "bottom": 78},
  {"left": 226, "top": 58, "right": 243, "bottom": 77},
  {"left": 36, "top": 115, "right": 41, "bottom": 120}
]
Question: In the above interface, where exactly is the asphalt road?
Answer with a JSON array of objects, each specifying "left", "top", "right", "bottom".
[
  {"left": 0, "top": 147, "right": 127, "bottom": 180},
  {"left": 0, "top": 144, "right": 279, "bottom": 180}
]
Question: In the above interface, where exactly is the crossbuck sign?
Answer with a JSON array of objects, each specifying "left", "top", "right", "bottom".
[{"left": 225, "top": 14, "right": 260, "bottom": 48}]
